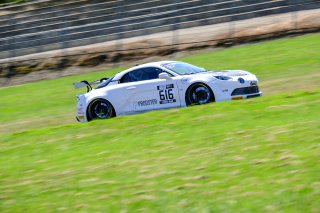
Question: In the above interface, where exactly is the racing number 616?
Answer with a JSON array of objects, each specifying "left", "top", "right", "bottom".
[{"left": 159, "top": 89, "right": 174, "bottom": 100}]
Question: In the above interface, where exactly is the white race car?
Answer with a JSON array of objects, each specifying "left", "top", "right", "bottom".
[{"left": 74, "top": 61, "right": 262, "bottom": 122}]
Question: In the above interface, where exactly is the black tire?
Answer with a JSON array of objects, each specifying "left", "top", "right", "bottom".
[
  {"left": 186, "top": 83, "right": 214, "bottom": 106},
  {"left": 87, "top": 99, "right": 115, "bottom": 121}
]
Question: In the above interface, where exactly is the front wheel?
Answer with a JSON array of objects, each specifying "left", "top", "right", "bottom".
[
  {"left": 87, "top": 99, "right": 115, "bottom": 121},
  {"left": 186, "top": 83, "right": 214, "bottom": 106}
]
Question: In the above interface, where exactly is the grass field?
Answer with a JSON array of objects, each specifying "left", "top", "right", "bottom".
[{"left": 0, "top": 34, "right": 319, "bottom": 212}]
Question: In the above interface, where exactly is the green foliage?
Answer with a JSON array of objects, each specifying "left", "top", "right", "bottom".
[{"left": 0, "top": 34, "right": 319, "bottom": 212}]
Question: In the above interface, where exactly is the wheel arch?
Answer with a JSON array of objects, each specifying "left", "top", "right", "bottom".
[
  {"left": 86, "top": 98, "right": 116, "bottom": 121},
  {"left": 185, "top": 82, "right": 215, "bottom": 105}
]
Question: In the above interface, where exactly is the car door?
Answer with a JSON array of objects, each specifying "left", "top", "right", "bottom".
[{"left": 120, "top": 67, "right": 181, "bottom": 113}]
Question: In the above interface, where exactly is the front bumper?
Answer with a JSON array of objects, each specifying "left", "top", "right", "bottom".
[
  {"left": 231, "top": 91, "right": 263, "bottom": 100},
  {"left": 230, "top": 85, "right": 262, "bottom": 100},
  {"left": 231, "top": 86, "right": 260, "bottom": 96}
]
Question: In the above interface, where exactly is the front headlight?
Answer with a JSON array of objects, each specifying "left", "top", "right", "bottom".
[{"left": 214, "top": 75, "right": 232, "bottom": 80}]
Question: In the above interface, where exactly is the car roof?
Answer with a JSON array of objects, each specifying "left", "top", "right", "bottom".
[
  {"left": 112, "top": 61, "right": 178, "bottom": 81},
  {"left": 129, "top": 60, "right": 177, "bottom": 70}
]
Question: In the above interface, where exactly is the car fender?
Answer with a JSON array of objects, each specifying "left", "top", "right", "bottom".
[
  {"left": 176, "top": 75, "right": 218, "bottom": 105},
  {"left": 85, "top": 89, "right": 122, "bottom": 116}
]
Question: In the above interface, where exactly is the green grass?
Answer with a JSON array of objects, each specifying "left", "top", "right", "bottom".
[{"left": 0, "top": 34, "right": 319, "bottom": 212}]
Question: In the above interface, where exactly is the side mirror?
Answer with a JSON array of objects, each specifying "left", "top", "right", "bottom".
[{"left": 159, "top": 72, "right": 172, "bottom": 80}]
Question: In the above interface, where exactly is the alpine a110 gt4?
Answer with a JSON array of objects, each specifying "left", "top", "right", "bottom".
[{"left": 74, "top": 61, "right": 262, "bottom": 122}]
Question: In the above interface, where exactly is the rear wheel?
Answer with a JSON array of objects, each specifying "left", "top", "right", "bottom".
[
  {"left": 87, "top": 99, "right": 115, "bottom": 121},
  {"left": 186, "top": 83, "right": 214, "bottom": 106}
]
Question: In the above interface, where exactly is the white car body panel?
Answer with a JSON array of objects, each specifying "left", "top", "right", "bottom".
[{"left": 75, "top": 61, "right": 262, "bottom": 122}]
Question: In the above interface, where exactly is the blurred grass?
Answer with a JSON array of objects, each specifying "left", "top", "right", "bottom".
[{"left": 0, "top": 34, "right": 319, "bottom": 212}]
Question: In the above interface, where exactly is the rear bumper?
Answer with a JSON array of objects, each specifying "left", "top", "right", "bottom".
[{"left": 76, "top": 94, "right": 88, "bottom": 122}]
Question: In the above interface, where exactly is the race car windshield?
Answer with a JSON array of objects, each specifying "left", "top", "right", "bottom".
[{"left": 162, "top": 62, "right": 206, "bottom": 75}]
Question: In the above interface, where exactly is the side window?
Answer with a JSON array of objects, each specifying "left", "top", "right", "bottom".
[
  {"left": 120, "top": 67, "right": 166, "bottom": 83},
  {"left": 120, "top": 69, "right": 144, "bottom": 83},
  {"left": 141, "top": 67, "right": 163, "bottom": 81}
]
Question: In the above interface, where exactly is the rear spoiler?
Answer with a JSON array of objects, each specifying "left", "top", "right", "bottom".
[{"left": 73, "top": 78, "right": 109, "bottom": 92}]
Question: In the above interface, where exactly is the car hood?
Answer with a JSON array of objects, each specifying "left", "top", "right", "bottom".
[{"left": 207, "top": 70, "right": 251, "bottom": 76}]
